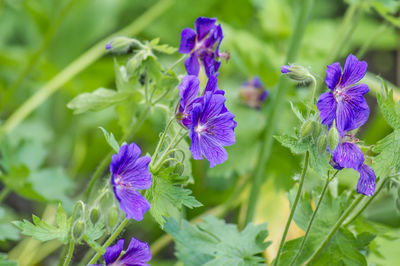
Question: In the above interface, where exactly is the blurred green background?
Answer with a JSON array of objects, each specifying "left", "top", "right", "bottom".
[{"left": 0, "top": 0, "right": 399, "bottom": 265}]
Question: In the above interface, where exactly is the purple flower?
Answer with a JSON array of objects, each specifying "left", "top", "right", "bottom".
[
  {"left": 179, "top": 17, "right": 223, "bottom": 77},
  {"left": 189, "top": 92, "right": 236, "bottom": 168},
  {"left": 239, "top": 76, "right": 269, "bottom": 109},
  {"left": 110, "top": 143, "right": 152, "bottom": 221},
  {"left": 317, "top": 54, "right": 369, "bottom": 137},
  {"left": 357, "top": 164, "right": 376, "bottom": 196},
  {"left": 91, "top": 237, "right": 151, "bottom": 266},
  {"left": 176, "top": 74, "right": 220, "bottom": 127}
]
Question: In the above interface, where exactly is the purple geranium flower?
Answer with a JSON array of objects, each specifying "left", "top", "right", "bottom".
[
  {"left": 357, "top": 164, "right": 376, "bottom": 196},
  {"left": 179, "top": 17, "right": 223, "bottom": 77},
  {"left": 189, "top": 92, "right": 236, "bottom": 168},
  {"left": 90, "top": 237, "right": 151, "bottom": 266},
  {"left": 110, "top": 143, "right": 152, "bottom": 221},
  {"left": 239, "top": 76, "right": 269, "bottom": 109},
  {"left": 317, "top": 54, "right": 369, "bottom": 137}
]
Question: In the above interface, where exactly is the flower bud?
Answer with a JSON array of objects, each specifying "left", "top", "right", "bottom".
[
  {"left": 105, "top": 37, "right": 135, "bottom": 54},
  {"left": 90, "top": 207, "right": 100, "bottom": 225},
  {"left": 327, "top": 126, "right": 339, "bottom": 151},
  {"left": 281, "top": 64, "right": 311, "bottom": 82},
  {"left": 300, "top": 120, "right": 314, "bottom": 138},
  {"left": 173, "top": 162, "right": 184, "bottom": 176},
  {"left": 312, "top": 121, "right": 322, "bottom": 138},
  {"left": 72, "top": 220, "right": 85, "bottom": 241},
  {"left": 317, "top": 135, "right": 327, "bottom": 153},
  {"left": 107, "top": 206, "right": 119, "bottom": 229}
]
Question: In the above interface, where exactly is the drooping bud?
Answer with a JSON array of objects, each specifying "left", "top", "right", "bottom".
[
  {"left": 281, "top": 64, "right": 312, "bottom": 82},
  {"left": 327, "top": 126, "right": 340, "bottom": 151},
  {"left": 239, "top": 77, "right": 269, "bottom": 109},
  {"left": 72, "top": 220, "right": 85, "bottom": 241},
  {"left": 317, "top": 135, "right": 327, "bottom": 153},
  {"left": 105, "top": 37, "right": 135, "bottom": 54},
  {"left": 107, "top": 205, "right": 119, "bottom": 229},
  {"left": 300, "top": 120, "right": 315, "bottom": 138},
  {"left": 89, "top": 207, "right": 100, "bottom": 225},
  {"left": 173, "top": 162, "right": 185, "bottom": 176}
]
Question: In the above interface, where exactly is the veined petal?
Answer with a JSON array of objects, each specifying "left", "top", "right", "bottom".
[
  {"left": 110, "top": 143, "right": 141, "bottom": 175},
  {"left": 340, "top": 54, "right": 367, "bottom": 88},
  {"left": 345, "top": 83, "right": 369, "bottom": 96},
  {"left": 325, "top": 62, "right": 342, "bottom": 90},
  {"left": 333, "top": 142, "right": 364, "bottom": 170},
  {"left": 114, "top": 187, "right": 150, "bottom": 221},
  {"left": 199, "top": 134, "right": 228, "bottom": 168},
  {"left": 195, "top": 17, "right": 217, "bottom": 40},
  {"left": 200, "top": 92, "right": 226, "bottom": 123},
  {"left": 189, "top": 104, "right": 203, "bottom": 160},
  {"left": 208, "top": 112, "right": 236, "bottom": 146},
  {"left": 120, "top": 237, "right": 152, "bottom": 265},
  {"left": 185, "top": 52, "right": 200, "bottom": 76},
  {"left": 357, "top": 164, "right": 376, "bottom": 196},
  {"left": 336, "top": 93, "right": 369, "bottom": 136},
  {"left": 104, "top": 239, "right": 124, "bottom": 264},
  {"left": 204, "top": 72, "right": 219, "bottom": 94},
  {"left": 178, "top": 75, "right": 200, "bottom": 113},
  {"left": 317, "top": 92, "right": 337, "bottom": 127},
  {"left": 179, "top": 28, "right": 196, "bottom": 54},
  {"left": 113, "top": 156, "right": 152, "bottom": 190}
]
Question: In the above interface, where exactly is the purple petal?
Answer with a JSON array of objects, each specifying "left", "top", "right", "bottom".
[
  {"left": 333, "top": 142, "right": 364, "bottom": 170},
  {"left": 198, "top": 134, "right": 228, "bottom": 168},
  {"left": 200, "top": 92, "right": 226, "bottom": 122},
  {"left": 105, "top": 42, "right": 112, "bottom": 50},
  {"left": 204, "top": 24, "right": 223, "bottom": 55},
  {"left": 114, "top": 187, "right": 151, "bottom": 221},
  {"left": 357, "top": 164, "right": 376, "bottom": 196},
  {"left": 336, "top": 93, "right": 369, "bottom": 136},
  {"left": 345, "top": 83, "right": 369, "bottom": 96},
  {"left": 179, "top": 28, "right": 196, "bottom": 54},
  {"left": 317, "top": 92, "right": 337, "bottom": 127},
  {"left": 325, "top": 62, "right": 342, "bottom": 90},
  {"left": 340, "top": 54, "right": 367, "bottom": 88},
  {"left": 195, "top": 17, "right": 217, "bottom": 40},
  {"left": 104, "top": 239, "right": 124, "bottom": 264},
  {"left": 207, "top": 111, "right": 236, "bottom": 146},
  {"left": 200, "top": 51, "right": 218, "bottom": 77},
  {"left": 204, "top": 73, "right": 219, "bottom": 94},
  {"left": 189, "top": 104, "right": 203, "bottom": 161},
  {"left": 110, "top": 143, "right": 141, "bottom": 175},
  {"left": 120, "top": 237, "right": 152, "bottom": 265},
  {"left": 178, "top": 75, "right": 200, "bottom": 113},
  {"left": 281, "top": 65, "right": 290, "bottom": 74},
  {"left": 252, "top": 76, "right": 264, "bottom": 89},
  {"left": 185, "top": 52, "right": 200, "bottom": 76}
]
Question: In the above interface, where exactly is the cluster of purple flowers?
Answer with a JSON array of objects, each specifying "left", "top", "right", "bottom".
[
  {"left": 317, "top": 54, "right": 376, "bottom": 196},
  {"left": 239, "top": 77, "right": 269, "bottom": 109},
  {"left": 177, "top": 17, "right": 236, "bottom": 168}
]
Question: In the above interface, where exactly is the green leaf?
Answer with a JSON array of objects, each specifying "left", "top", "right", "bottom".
[
  {"left": 146, "top": 167, "right": 202, "bottom": 226},
  {"left": 148, "top": 38, "right": 177, "bottom": 54},
  {"left": 373, "top": 130, "right": 400, "bottom": 177},
  {"left": 99, "top": 127, "right": 120, "bottom": 152},
  {"left": 376, "top": 86, "right": 400, "bottom": 129},
  {"left": 67, "top": 88, "right": 131, "bottom": 114},
  {"left": 164, "top": 216, "right": 270, "bottom": 266},
  {"left": 274, "top": 134, "right": 309, "bottom": 154},
  {"left": 13, "top": 204, "right": 71, "bottom": 244}
]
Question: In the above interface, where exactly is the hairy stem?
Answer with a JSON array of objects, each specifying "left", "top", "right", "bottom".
[
  {"left": 62, "top": 241, "right": 75, "bottom": 266},
  {"left": 305, "top": 195, "right": 363, "bottom": 264},
  {"left": 274, "top": 151, "right": 309, "bottom": 266},
  {"left": 245, "top": 0, "right": 314, "bottom": 225},
  {"left": 290, "top": 170, "right": 339, "bottom": 266},
  {"left": 87, "top": 219, "right": 130, "bottom": 264},
  {"left": 0, "top": 0, "right": 175, "bottom": 139}
]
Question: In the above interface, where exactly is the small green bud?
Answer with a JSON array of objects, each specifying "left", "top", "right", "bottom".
[
  {"left": 317, "top": 135, "right": 327, "bottom": 153},
  {"left": 107, "top": 206, "right": 119, "bottom": 229},
  {"left": 90, "top": 207, "right": 100, "bottom": 225},
  {"left": 173, "top": 162, "right": 184, "bottom": 176},
  {"left": 300, "top": 120, "right": 314, "bottom": 138},
  {"left": 105, "top": 37, "right": 135, "bottom": 53},
  {"left": 312, "top": 121, "right": 321, "bottom": 138},
  {"left": 327, "top": 126, "right": 339, "bottom": 151},
  {"left": 281, "top": 64, "right": 311, "bottom": 82},
  {"left": 72, "top": 220, "right": 85, "bottom": 241}
]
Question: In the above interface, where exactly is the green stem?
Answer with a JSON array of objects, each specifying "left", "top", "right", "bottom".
[
  {"left": 290, "top": 170, "right": 339, "bottom": 266},
  {"left": 84, "top": 105, "right": 151, "bottom": 200},
  {"left": 307, "top": 75, "right": 318, "bottom": 117},
  {"left": 274, "top": 151, "right": 309, "bottom": 266},
  {"left": 87, "top": 219, "right": 129, "bottom": 265},
  {"left": 57, "top": 245, "right": 68, "bottom": 266},
  {"left": 0, "top": 187, "right": 10, "bottom": 204},
  {"left": 167, "top": 54, "right": 187, "bottom": 71},
  {"left": 62, "top": 241, "right": 75, "bottom": 266},
  {"left": 343, "top": 178, "right": 386, "bottom": 227},
  {"left": 356, "top": 23, "right": 388, "bottom": 58},
  {"left": 0, "top": 0, "right": 175, "bottom": 139},
  {"left": 2, "top": 0, "right": 78, "bottom": 109},
  {"left": 245, "top": 0, "right": 315, "bottom": 225},
  {"left": 305, "top": 195, "right": 363, "bottom": 264}
]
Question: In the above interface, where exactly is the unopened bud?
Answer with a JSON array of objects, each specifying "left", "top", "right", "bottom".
[
  {"left": 327, "top": 126, "right": 339, "bottom": 151},
  {"left": 90, "top": 207, "right": 100, "bottom": 225},
  {"left": 317, "top": 135, "right": 327, "bottom": 153},
  {"left": 281, "top": 64, "right": 311, "bottom": 82},
  {"left": 72, "top": 220, "right": 85, "bottom": 241},
  {"left": 107, "top": 206, "right": 119, "bottom": 229},
  {"left": 312, "top": 122, "right": 322, "bottom": 138},
  {"left": 300, "top": 120, "right": 314, "bottom": 138},
  {"left": 173, "top": 162, "right": 184, "bottom": 176},
  {"left": 105, "top": 37, "right": 135, "bottom": 54}
]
